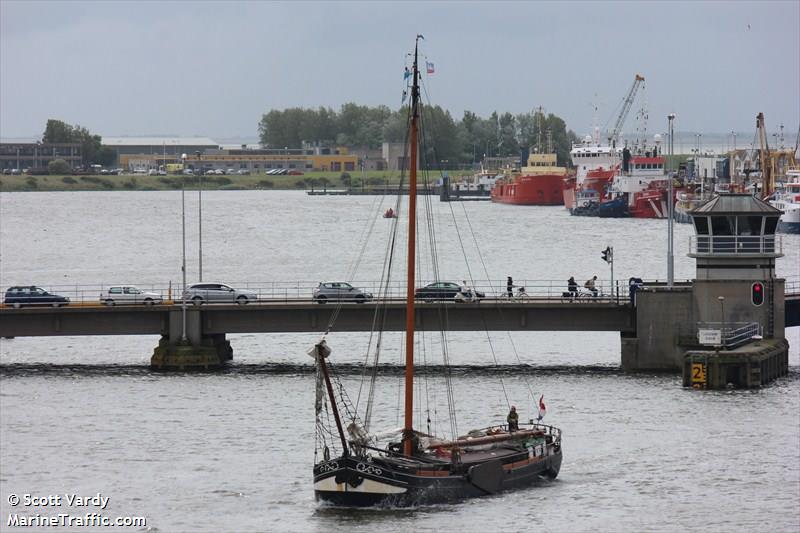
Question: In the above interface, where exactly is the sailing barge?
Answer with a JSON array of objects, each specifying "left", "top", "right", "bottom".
[{"left": 311, "top": 36, "right": 562, "bottom": 507}]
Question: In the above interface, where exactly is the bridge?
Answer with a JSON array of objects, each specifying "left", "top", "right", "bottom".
[{"left": 1, "top": 278, "right": 797, "bottom": 372}]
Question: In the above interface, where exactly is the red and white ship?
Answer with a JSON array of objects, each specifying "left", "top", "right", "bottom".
[
  {"left": 565, "top": 130, "right": 620, "bottom": 214},
  {"left": 491, "top": 151, "right": 567, "bottom": 205},
  {"left": 606, "top": 148, "right": 671, "bottom": 218}
]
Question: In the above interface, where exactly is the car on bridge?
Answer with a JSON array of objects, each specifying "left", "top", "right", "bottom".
[
  {"left": 183, "top": 283, "right": 258, "bottom": 305},
  {"left": 415, "top": 281, "right": 485, "bottom": 302},
  {"left": 313, "top": 282, "right": 373, "bottom": 304},
  {"left": 4, "top": 286, "right": 70, "bottom": 308},
  {"left": 100, "top": 286, "right": 163, "bottom": 306}
]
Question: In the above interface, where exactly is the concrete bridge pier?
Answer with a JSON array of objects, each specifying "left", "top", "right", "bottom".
[
  {"left": 150, "top": 309, "right": 231, "bottom": 370},
  {"left": 621, "top": 286, "right": 694, "bottom": 371}
]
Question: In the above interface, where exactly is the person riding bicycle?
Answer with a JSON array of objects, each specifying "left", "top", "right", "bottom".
[
  {"left": 567, "top": 276, "right": 578, "bottom": 297},
  {"left": 584, "top": 275, "right": 598, "bottom": 297}
]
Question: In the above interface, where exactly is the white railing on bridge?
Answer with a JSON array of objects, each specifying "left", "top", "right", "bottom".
[{"left": 689, "top": 235, "right": 782, "bottom": 255}]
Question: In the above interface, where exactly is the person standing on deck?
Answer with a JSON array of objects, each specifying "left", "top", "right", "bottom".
[
  {"left": 507, "top": 406, "right": 519, "bottom": 431},
  {"left": 507, "top": 276, "right": 514, "bottom": 298}
]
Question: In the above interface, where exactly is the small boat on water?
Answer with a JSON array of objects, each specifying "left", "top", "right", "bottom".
[{"left": 312, "top": 36, "right": 562, "bottom": 507}]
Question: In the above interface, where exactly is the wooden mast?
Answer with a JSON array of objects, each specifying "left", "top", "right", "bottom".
[{"left": 403, "top": 36, "right": 421, "bottom": 457}]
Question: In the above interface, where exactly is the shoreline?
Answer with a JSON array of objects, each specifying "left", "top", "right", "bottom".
[{"left": 0, "top": 171, "right": 410, "bottom": 193}]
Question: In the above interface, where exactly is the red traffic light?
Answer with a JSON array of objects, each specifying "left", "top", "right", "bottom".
[{"left": 751, "top": 282, "right": 765, "bottom": 306}]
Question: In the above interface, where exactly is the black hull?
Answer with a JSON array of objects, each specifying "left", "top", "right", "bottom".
[{"left": 314, "top": 451, "right": 562, "bottom": 507}]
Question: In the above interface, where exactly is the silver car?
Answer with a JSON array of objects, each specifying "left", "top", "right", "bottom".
[
  {"left": 313, "top": 282, "right": 373, "bottom": 304},
  {"left": 100, "top": 286, "right": 162, "bottom": 306},
  {"left": 183, "top": 283, "right": 258, "bottom": 305}
]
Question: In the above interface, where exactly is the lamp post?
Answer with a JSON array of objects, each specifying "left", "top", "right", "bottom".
[
  {"left": 667, "top": 113, "right": 676, "bottom": 288},
  {"left": 196, "top": 150, "right": 203, "bottom": 282},
  {"left": 180, "top": 153, "right": 188, "bottom": 341},
  {"left": 718, "top": 296, "right": 725, "bottom": 348}
]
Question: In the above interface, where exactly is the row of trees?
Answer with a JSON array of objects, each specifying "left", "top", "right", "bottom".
[
  {"left": 43, "top": 119, "right": 115, "bottom": 166},
  {"left": 259, "top": 105, "right": 579, "bottom": 167}
]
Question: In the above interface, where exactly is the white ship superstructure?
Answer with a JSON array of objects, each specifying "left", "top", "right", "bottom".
[
  {"left": 771, "top": 168, "right": 800, "bottom": 233},
  {"left": 570, "top": 130, "right": 621, "bottom": 185}
]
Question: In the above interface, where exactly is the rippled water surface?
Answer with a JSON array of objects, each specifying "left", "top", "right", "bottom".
[{"left": 1, "top": 191, "right": 798, "bottom": 532}]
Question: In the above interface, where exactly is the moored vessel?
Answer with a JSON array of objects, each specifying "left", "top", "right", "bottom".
[
  {"left": 491, "top": 151, "right": 566, "bottom": 205},
  {"left": 771, "top": 168, "right": 800, "bottom": 233}
]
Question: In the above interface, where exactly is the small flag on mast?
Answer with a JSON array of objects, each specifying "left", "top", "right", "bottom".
[
  {"left": 426, "top": 61, "right": 435, "bottom": 74},
  {"left": 537, "top": 395, "right": 547, "bottom": 421}
]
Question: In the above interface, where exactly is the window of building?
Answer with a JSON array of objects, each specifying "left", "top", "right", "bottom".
[{"left": 344, "top": 162, "right": 355, "bottom": 171}]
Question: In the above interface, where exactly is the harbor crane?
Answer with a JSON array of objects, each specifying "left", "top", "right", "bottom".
[
  {"left": 756, "top": 112, "right": 773, "bottom": 198},
  {"left": 607, "top": 74, "right": 645, "bottom": 146}
]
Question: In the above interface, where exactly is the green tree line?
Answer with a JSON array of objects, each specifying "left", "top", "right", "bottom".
[
  {"left": 259, "top": 105, "right": 578, "bottom": 167},
  {"left": 43, "top": 119, "right": 115, "bottom": 167}
]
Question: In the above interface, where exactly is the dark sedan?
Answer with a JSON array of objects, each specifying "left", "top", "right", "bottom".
[
  {"left": 414, "top": 281, "right": 485, "bottom": 302},
  {"left": 4, "top": 286, "right": 70, "bottom": 308}
]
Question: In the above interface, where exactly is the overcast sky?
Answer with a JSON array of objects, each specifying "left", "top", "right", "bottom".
[{"left": 1, "top": 1, "right": 798, "bottom": 141}]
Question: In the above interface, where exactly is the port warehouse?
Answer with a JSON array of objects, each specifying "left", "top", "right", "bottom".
[{"left": 0, "top": 137, "right": 409, "bottom": 173}]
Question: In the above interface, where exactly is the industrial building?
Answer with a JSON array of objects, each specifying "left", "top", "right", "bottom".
[
  {"left": 0, "top": 140, "right": 82, "bottom": 171},
  {"left": 108, "top": 137, "right": 362, "bottom": 173}
]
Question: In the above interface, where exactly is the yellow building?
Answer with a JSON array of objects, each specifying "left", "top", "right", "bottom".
[{"left": 119, "top": 147, "right": 359, "bottom": 173}]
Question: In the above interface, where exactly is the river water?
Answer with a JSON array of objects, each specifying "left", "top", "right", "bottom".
[{"left": 1, "top": 191, "right": 798, "bottom": 532}]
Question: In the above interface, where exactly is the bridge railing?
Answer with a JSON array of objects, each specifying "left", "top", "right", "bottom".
[
  {"left": 689, "top": 235, "right": 783, "bottom": 255},
  {"left": 697, "top": 321, "right": 762, "bottom": 349},
  {"left": 0, "top": 279, "right": 634, "bottom": 306}
]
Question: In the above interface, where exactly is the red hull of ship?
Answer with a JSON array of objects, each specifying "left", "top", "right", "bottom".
[
  {"left": 491, "top": 174, "right": 564, "bottom": 205},
  {"left": 562, "top": 178, "right": 576, "bottom": 209}
]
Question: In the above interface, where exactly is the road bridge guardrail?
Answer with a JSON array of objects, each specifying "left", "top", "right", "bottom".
[
  {"left": 0, "top": 279, "right": 636, "bottom": 306},
  {"left": 2, "top": 277, "right": 797, "bottom": 308}
]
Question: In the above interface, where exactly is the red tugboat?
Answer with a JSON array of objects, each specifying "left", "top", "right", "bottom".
[{"left": 491, "top": 150, "right": 567, "bottom": 205}]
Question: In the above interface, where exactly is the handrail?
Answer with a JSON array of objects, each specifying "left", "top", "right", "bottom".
[
  {"left": 696, "top": 321, "right": 762, "bottom": 349},
  {"left": 689, "top": 235, "right": 783, "bottom": 255}
]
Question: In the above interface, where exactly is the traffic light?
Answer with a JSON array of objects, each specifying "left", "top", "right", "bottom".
[
  {"left": 601, "top": 246, "right": 612, "bottom": 263},
  {"left": 751, "top": 282, "right": 765, "bottom": 306}
]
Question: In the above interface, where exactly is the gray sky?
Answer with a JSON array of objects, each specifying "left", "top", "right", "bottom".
[{"left": 1, "top": 0, "right": 798, "bottom": 141}]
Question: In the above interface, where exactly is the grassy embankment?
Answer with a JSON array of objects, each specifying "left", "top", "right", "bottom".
[
  {"left": 0, "top": 170, "right": 464, "bottom": 192},
  {"left": 0, "top": 156, "right": 690, "bottom": 192}
]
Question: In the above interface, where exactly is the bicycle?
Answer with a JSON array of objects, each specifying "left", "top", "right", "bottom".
[{"left": 502, "top": 286, "right": 529, "bottom": 302}]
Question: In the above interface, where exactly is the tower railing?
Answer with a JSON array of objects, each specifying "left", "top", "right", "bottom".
[{"left": 689, "top": 235, "right": 782, "bottom": 255}]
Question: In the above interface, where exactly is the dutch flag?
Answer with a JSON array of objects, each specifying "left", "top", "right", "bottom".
[{"left": 537, "top": 394, "right": 547, "bottom": 421}]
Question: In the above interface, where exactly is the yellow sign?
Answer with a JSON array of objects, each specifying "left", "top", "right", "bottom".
[{"left": 691, "top": 363, "right": 707, "bottom": 388}]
